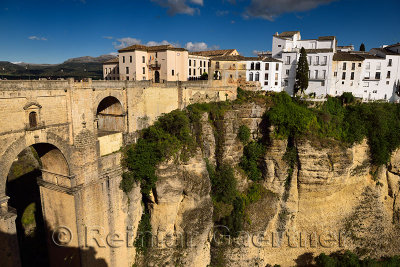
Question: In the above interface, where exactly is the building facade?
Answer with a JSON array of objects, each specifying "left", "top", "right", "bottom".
[{"left": 245, "top": 57, "right": 283, "bottom": 92}]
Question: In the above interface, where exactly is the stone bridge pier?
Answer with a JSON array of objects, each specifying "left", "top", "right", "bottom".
[{"left": 0, "top": 79, "right": 236, "bottom": 266}]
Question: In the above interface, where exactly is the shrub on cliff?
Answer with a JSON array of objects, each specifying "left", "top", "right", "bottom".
[
  {"left": 237, "top": 125, "right": 251, "bottom": 144},
  {"left": 240, "top": 141, "right": 265, "bottom": 182},
  {"left": 121, "top": 110, "right": 195, "bottom": 195}
]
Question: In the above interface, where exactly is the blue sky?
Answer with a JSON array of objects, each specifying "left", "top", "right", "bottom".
[{"left": 0, "top": 0, "right": 399, "bottom": 64}]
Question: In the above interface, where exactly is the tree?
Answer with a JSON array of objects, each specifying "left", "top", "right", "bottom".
[
  {"left": 294, "top": 47, "right": 309, "bottom": 96},
  {"left": 360, "top": 43, "right": 366, "bottom": 51}
]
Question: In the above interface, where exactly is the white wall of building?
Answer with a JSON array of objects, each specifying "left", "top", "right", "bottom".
[{"left": 245, "top": 60, "right": 282, "bottom": 92}]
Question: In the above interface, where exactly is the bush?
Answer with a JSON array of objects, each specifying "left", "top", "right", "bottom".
[
  {"left": 340, "top": 92, "right": 355, "bottom": 104},
  {"left": 121, "top": 110, "right": 195, "bottom": 195},
  {"left": 237, "top": 125, "right": 251, "bottom": 144},
  {"left": 240, "top": 141, "right": 266, "bottom": 181}
]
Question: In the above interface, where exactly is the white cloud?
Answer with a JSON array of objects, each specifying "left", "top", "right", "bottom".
[
  {"left": 103, "top": 36, "right": 113, "bottom": 40},
  {"left": 246, "top": 0, "right": 336, "bottom": 21},
  {"left": 146, "top": 40, "right": 172, "bottom": 46},
  {"left": 109, "top": 52, "right": 118, "bottom": 56},
  {"left": 28, "top": 36, "right": 47, "bottom": 41},
  {"left": 151, "top": 0, "right": 202, "bottom": 15},
  {"left": 113, "top": 37, "right": 141, "bottom": 49},
  {"left": 185, "top": 42, "right": 219, "bottom": 52}
]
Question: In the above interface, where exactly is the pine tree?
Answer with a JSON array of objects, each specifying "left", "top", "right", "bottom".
[
  {"left": 360, "top": 43, "right": 366, "bottom": 51},
  {"left": 295, "top": 47, "right": 309, "bottom": 96}
]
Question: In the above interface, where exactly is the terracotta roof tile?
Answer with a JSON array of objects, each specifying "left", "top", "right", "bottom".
[
  {"left": 333, "top": 52, "right": 364, "bottom": 61},
  {"left": 103, "top": 57, "right": 119, "bottom": 64},
  {"left": 118, "top": 44, "right": 187, "bottom": 53},
  {"left": 190, "top": 49, "right": 237, "bottom": 57}
]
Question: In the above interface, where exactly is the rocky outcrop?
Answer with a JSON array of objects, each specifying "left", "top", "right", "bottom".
[{"left": 134, "top": 103, "right": 400, "bottom": 267}]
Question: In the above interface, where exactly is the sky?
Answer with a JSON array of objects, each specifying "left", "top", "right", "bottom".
[{"left": 0, "top": 0, "right": 399, "bottom": 64}]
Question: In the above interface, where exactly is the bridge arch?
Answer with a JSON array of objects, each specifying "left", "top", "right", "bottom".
[{"left": 96, "top": 95, "right": 125, "bottom": 132}]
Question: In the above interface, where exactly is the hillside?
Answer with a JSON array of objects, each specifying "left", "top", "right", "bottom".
[{"left": 0, "top": 55, "right": 116, "bottom": 80}]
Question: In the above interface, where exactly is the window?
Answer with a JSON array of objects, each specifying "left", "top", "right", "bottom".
[
  {"left": 286, "top": 56, "right": 291, "bottom": 65},
  {"left": 256, "top": 62, "right": 260, "bottom": 70},
  {"left": 194, "top": 69, "right": 196, "bottom": 76},
  {"left": 386, "top": 81, "right": 390, "bottom": 85},
  {"left": 387, "top": 71, "right": 391, "bottom": 78},
  {"left": 322, "top": 81, "right": 325, "bottom": 86},
  {"left": 250, "top": 62, "right": 255, "bottom": 70},
  {"left": 264, "top": 81, "right": 268, "bottom": 86},
  {"left": 315, "top": 70, "right": 318, "bottom": 79},
  {"left": 388, "top": 59, "right": 393, "bottom": 67},
  {"left": 200, "top": 61, "right": 202, "bottom": 67},
  {"left": 255, "top": 72, "right": 259, "bottom": 81},
  {"left": 275, "top": 82, "right": 278, "bottom": 86},
  {"left": 194, "top": 60, "right": 196, "bottom": 67},
  {"left": 126, "top": 67, "right": 129, "bottom": 74},
  {"left": 143, "top": 67, "right": 145, "bottom": 74},
  {"left": 189, "top": 60, "right": 191, "bottom": 66},
  {"left": 265, "top": 73, "right": 269, "bottom": 80},
  {"left": 29, "top": 111, "right": 38, "bottom": 128},
  {"left": 130, "top": 56, "right": 132, "bottom": 63},
  {"left": 351, "top": 72, "right": 354, "bottom": 80},
  {"left": 156, "top": 52, "right": 158, "bottom": 58},
  {"left": 265, "top": 63, "right": 269, "bottom": 70},
  {"left": 123, "top": 56, "right": 125, "bottom": 63},
  {"left": 315, "top": 56, "right": 319, "bottom": 65},
  {"left": 172, "top": 70, "right": 175, "bottom": 76},
  {"left": 105, "top": 68, "right": 107, "bottom": 74},
  {"left": 342, "top": 72, "right": 346, "bottom": 80},
  {"left": 278, "top": 45, "right": 282, "bottom": 47},
  {"left": 284, "top": 80, "right": 288, "bottom": 86},
  {"left": 358, "top": 63, "right": 361, "bottom": 67},
  {"left": 375, "top": 72, "right": 381, "bottom": 79},
  {"left": 126, "top": 76, "right": 129, "bottom": 81},
  {"left": 189, "top": 69, "right": 191, "bottom": 75},
  {"left": 142, "top": 56, "right": 145, "bottom": 63},
  {"left": 275, "top": 73, "right": 278, "bottom": 80},
  {"left": 200, "top": 70, "right": 203, "bottom": 75},
  {"left": 308, "top": 56, "right": 312, "bottom": 65},
  {"left": 322, "top": 56, "right": 327, "bottom": 65},
  {"left": 373, "top": 90, "right": 377, "bottom": 93},
  {"left": 365, "top": 72, "right": 370, "bottom": 79},
  {"left": 352, "top": 63, "right": 355, "bottom": 70},
  {"left": 385, "top": 94, "right": 387, "bottom": 100},
  {"left": 276, "top": 64, "right": 279, "bottom": 71},
  {"left": 249, "top": 72, "right": 253, "bottom": 81},
  {"left": 343, "top": 62, "right": 347, "bottom": 70},
  {"left": 334, "top": 72, "right": 337, "bottom": 77},
  {"left": 286, "top": 69, "right": 290, "bottom": 75},
  {"left": 323, "top": 70, "right": 326, "bottom": 79}
]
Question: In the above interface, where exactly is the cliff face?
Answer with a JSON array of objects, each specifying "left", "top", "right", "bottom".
[{"left": 137, "top": 102, "right": 400, "bottom": 266}]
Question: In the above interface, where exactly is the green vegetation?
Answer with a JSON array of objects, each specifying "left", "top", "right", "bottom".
[
  {"left": 340, "top": 92, "right": 355, "bottom": 104},
  {"left": 240, "top": 141, "right": 265, "bottom": 182},
  {"left": 134, "top": 208, "right": 152, "bottom": 254},
  {"left": 21, "top": 203, "right": 36, "bottom": 229},
  {"left": 121, "top": 110, "right": 195, "bottom": 195},
  {"left": 237, "top": 125, "right": 251, "bottom": 144},
  {"left": 315, "top": 251, "right": 400, "bottom": 267},
  {"left": 268, "top": 91, "right": 400, "bottom": 166},
  {"left": 294, "top": 47, "right": 310, "bottom": 95}
]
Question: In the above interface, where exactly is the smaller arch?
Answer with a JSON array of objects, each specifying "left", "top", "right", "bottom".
[
  {"left": 250, "top": 62, "right": 255, "bottom": 70},
  {"left": 96, "top": 96, "right": 125, "bottom": 132},
  {"left": 249, "top": 72, "right": 253, "bottom": 81},
  {"left": 255, "top": 72, "right": 260, "bottom": 82},
  {"left": 255, "top": 62, "right": 261, "bottom": 70}
]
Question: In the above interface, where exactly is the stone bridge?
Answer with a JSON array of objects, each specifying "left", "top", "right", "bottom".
[{"left": 0, "top": 79, "right": 236, "bottom": 267}]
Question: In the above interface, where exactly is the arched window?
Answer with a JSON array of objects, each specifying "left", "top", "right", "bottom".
[
  {"left": 249, "top": 72, "right": 253, "bottom": 81},
  {"left": 255, "top": 72, "right": 260, "bottom": 81},
  {"left": 256, "top": 62, "right": 261, "bottom": 70},
  {"left": 250, "top": 62, "right": 254, "bottom": 70},
  {"left": 29, "top": 112, "right": 38, "bottom": 128}
]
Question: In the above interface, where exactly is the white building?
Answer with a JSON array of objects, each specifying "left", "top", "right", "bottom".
[
  {"left": 244, "top": 57, "right": 283, "bottom": 92},
  {"left": 272, "top": 31, "right": 336, "bottom": 97}
]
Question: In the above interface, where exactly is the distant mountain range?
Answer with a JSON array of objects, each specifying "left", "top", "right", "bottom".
[{"left": 0, "top": 55, "right": 116, "bottom": 80}]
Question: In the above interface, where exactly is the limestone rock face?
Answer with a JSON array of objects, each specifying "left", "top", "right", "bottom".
[
  {"left": 146, "top": 150, "right": 213, "bottom": 267},
  {"left": 133, "top": 103, "right": 400, "bottom": 267}
]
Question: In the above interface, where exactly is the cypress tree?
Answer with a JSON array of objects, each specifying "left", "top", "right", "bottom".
[
  {"left": 295, "top": 47, "right": 309, "bottom": 95},
  {"left": 360, "top": 43, "right": 366, "bottom": 51}
]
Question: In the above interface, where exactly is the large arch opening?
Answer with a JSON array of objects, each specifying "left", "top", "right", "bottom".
[
  {"left": 96, "top": 96, "right": 124, "bottom": 134},
  {"left": 6, "top": 143, "right": 74, "bottom": 267}
]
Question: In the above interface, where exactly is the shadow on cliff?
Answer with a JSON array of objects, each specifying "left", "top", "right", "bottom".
[
  {"left": 2, "top": 169, "right": 108, "bottom": 267},
  {"left": 0, "top": 223, "right": 108, "bottom": 267},
  {"left": 294, "top": 252, "right": 316, "bottom": 266}
]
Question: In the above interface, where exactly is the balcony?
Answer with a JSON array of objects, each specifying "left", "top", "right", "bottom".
[{"left": 149, "top": 62, "right": 161, "bottom": 70}]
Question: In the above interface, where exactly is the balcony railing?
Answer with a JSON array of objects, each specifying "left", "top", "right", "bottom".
[{"left": 149, "top": 63, "right": 161, "bottom": 69}]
